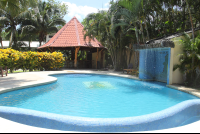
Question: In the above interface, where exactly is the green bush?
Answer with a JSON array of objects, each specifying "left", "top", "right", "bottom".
[{"left": 0, "top": 48, "right": 65, "bottom": 72}]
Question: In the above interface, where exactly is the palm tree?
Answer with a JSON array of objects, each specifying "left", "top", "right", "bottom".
[
  {"left": 0, "top": 8, "right": 32, "bottom": 48},
  {"left": 113, "top": 0, "right": 154, "bottom": 45},
  {"left": 185, "top": 0, "right": 195, "bottom": 73},
  {"left": 83, "top": 10, "right": 119, "bottom": 68},
  {"left": 0, "top": 0, "right": 36, "bottom": 48},
  {"left": 83, "top": 7, "right": 133, "bottom": 70},
  {"left": 22, "top": 0, "right": 66, "bottom": 47},
  {"left": 115, "top": 0, "right": 141, "bottom": 43},
  {"left": 173, "top": 32, "right": 200, "bottom": 86},
  {"left": 18, "top": 26, "right": 37, "bottom": 50},
  {"left": 0, "top": 0, "right": 37, "bottom": 13}
]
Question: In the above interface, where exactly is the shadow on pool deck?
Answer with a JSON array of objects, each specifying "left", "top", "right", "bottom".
[
  {"left": 0, "top": 72, "right": 56, "bottom": 92},
  {"left": 0, "top": 76, "right": 36, "bottom": 88}
]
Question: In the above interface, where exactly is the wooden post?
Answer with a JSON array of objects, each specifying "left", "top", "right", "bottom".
[
  {"left": 74, "top": 47, "right": 80, "bottom": 68},
  {"left": 96, "top": 48, "right": 99, "bottom": 69},
  {"left": 101, "top": 49, "right": 104, "bottom": 68},
  {"left": 47, "top": 47, "right": 52, "bottom": 52},
  {"left": 86, "top": 51, "right": 87, "bottom": 60}
]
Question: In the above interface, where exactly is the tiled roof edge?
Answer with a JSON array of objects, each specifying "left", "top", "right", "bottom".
[{"left": 38, "top": 18, "right": 76, "bottom": 49}]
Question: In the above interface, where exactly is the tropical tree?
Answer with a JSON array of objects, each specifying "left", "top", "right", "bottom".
[
  {"left": 17, "top": 27, "right": 38, "bottom": 50},
  {"left": 83, "top": 6, "right": 134, "bottom": 70},
  {"left": 0, "top": 0, "right": 37, "bottom": 47},
  {"left": 21, "top": 0, "right": 66, "bottom": 47},
  {"left": 82, "top": 0, "right": 200, "bottom": 72},
  {"left": 0, "top": 0, "right": 37, "bottom": 16},
  {"left": 184, "top": 0, "right": 195, "bottom": 78},
  {"left": 47, "top": 0, "right": 68, "bottom": 21},
  {"left": 83, "top": 10, "right": 120, "bottom": 68},
  {"left": 113, "top": 0, "right": 141, "bottom": 45},
  {"left": 173, "top": 32, "right": 200, "bottom": 87}
]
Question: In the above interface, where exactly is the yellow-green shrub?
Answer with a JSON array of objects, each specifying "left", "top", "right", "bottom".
[{"left": 0, "top": 48, "right": 65, "bottom": 72}]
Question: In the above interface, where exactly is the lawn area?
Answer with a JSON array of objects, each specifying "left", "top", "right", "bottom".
[{"left": 8, "top": 69, "right": 40, "bottom": 73}]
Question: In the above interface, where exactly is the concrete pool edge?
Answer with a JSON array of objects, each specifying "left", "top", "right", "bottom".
[
  {"left": 0, "top": 99, "right": 200, "bottom": 132},
  {"left": 0, "top": 70, "right": 200, "bottom": 132},
  {"left": 0, "top": 74, "right": 58, "bottom": 94},
  {"left": 167, "top": 85, "right": 200, "bottom": 98}
]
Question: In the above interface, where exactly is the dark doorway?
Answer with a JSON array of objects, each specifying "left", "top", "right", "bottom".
[{"left": 87, "top": 53, "right": 92, "bottom": 60}]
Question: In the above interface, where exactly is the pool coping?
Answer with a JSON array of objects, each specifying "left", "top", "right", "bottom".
[{"left": 0, "top": 70, "right": 200, "bottom": 133}]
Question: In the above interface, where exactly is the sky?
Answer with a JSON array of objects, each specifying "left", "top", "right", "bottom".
[{"left": 56, "top": 0, "right": 112, "bottom": 23}]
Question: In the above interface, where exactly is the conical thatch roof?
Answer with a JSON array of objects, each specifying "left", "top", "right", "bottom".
[{"left": 38, "top": 16, "right": 105, "bottom": 50}]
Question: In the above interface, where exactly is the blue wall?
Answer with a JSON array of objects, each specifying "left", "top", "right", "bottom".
[{"left": 139, "top": 48, "right": 171, "bottom": 84}]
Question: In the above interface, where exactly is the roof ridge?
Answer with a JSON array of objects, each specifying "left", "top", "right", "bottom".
[
  {"left": 73, "top": 17, "right": 99, "bottom": 45},
  {"left": 73, "top": 16, "right": 84, "bottom": 27},
  {"left": 74, "top": 18, "right": 81, "bottom": 46},
  {"left": 46, "top": 18, "right": 76, "bottom": 47}
]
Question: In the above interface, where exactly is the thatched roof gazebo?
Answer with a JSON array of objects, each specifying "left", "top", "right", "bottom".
[{"left": 38, "top": 16, "right": 106, "bottom": 69}]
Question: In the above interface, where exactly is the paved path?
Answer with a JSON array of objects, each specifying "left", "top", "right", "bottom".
[{"left": 0, "top": 69, "right": 200, "bottom": 133}]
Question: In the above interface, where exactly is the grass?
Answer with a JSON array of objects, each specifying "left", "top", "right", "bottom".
[
  {"left": 8, "top": 70, "right": 24, "bottom": 73},
  {"left": 8, "top": 69, "right": 40, "bottom": 73}
]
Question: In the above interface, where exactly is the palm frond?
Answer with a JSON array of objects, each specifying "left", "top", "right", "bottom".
[
  {"left": 0, "top": 17, "right": 10, "bottom": 24},
  {"left": 46, "top": 26, "right": 58, "bottom": 34},
  {"left": 111, "top": 21, "right": 129, "bottom": 38},
  {"left": 48, "top": 19, "right": 66, "bottom": 27},
  {"left": 0, "top": 8, "right": 11, "bottom": 18},
  {"left": 16, "top": 10, "right": 31, "bottom": 20},
  {"left": 21, "top": 25, "right": 36, "bottom": 33}
]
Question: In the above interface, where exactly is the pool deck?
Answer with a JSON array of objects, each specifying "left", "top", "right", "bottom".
[{"left": 0, "top": 69, "right": 200, "bottom": 133}]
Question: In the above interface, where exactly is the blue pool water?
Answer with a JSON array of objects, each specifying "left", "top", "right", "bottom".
[{"left": 0, "top": 74, "right": 198, "bottom": 118}]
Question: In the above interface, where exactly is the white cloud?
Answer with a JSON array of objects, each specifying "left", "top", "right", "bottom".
[
  {"left": 104, "top": 0, "right": 118, "bottom": 8},
  {"left": 62, "top": 2, "right": 98, "bottom": 21},
  {"left": 104, "top": 2, "right": 110, "bottom": 8},
  {"left": 62, "top": 2, "right": 108, "bottom": 22}
]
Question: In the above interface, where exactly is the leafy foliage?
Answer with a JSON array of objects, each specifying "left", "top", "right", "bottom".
[
  {"left": 0, "top": 0, "right": 67, "bottom": 48},
  {"left": 173, "top": 32, "right": 200, "bottom": 87},
  {"left": 20, "top": 0, "right": 66, "bottom": 46},
  {"left": 0, "top": 48, "right": 65, "bottom": 72},
  {"left": 82, "top": 0, "right": 200, "bottom": 75}
]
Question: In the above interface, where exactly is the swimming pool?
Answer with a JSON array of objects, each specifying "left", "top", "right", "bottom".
[{"left": 0, "top": 73, "right": 200, "bottom": 132}]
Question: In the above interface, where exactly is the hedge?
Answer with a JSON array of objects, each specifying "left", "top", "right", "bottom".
[{"left": 0, "top": 48, "right": 65, "bottom": 72}]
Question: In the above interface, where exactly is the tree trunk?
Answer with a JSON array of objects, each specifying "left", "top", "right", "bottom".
[
  {"left": 0, "top": 37, "right": 3, "bottom": 49},
  {"left": 9, "top": 29, "right": 15, "bottom": 48},
  {"left": 163, "top": 12, "right": 166, "bottom": 35},
  {"left": 139, "top": 20, "right": 146, "bottom": 44},
  {"left": 153, "top": 16, "right": 156, "bottom": 37},
  {"left": 39, "top": 34, "right": 44, "bottom": 47},
  {"left": 182, "top": 5, "right": 186, "bottom": 31},
  {"left": 29, "top": 41, "right": 31, "bottom": 50},
  {"left": 135, "top": 22, "right": 140, "bottom": 46},
  {"left": 142, "top": 0, "right": 149, "bottom": 41},
  {"left": 144, "top": 18, "right": 150, "bottom": 41},
  {"left": 186, "top": 0, "right": 195, "bottom": 78},
  {"left": 108, "top": 39, "right": 115, "bottom": 69},
  {"left": 129, "top": 45, "right": 133, "bottom": 64},
  {"left": 168, "top": 8, "right": 172, "bottom": 34},
  {"left": 39, "top": 40, "right": 41, "bottom": 47}
]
